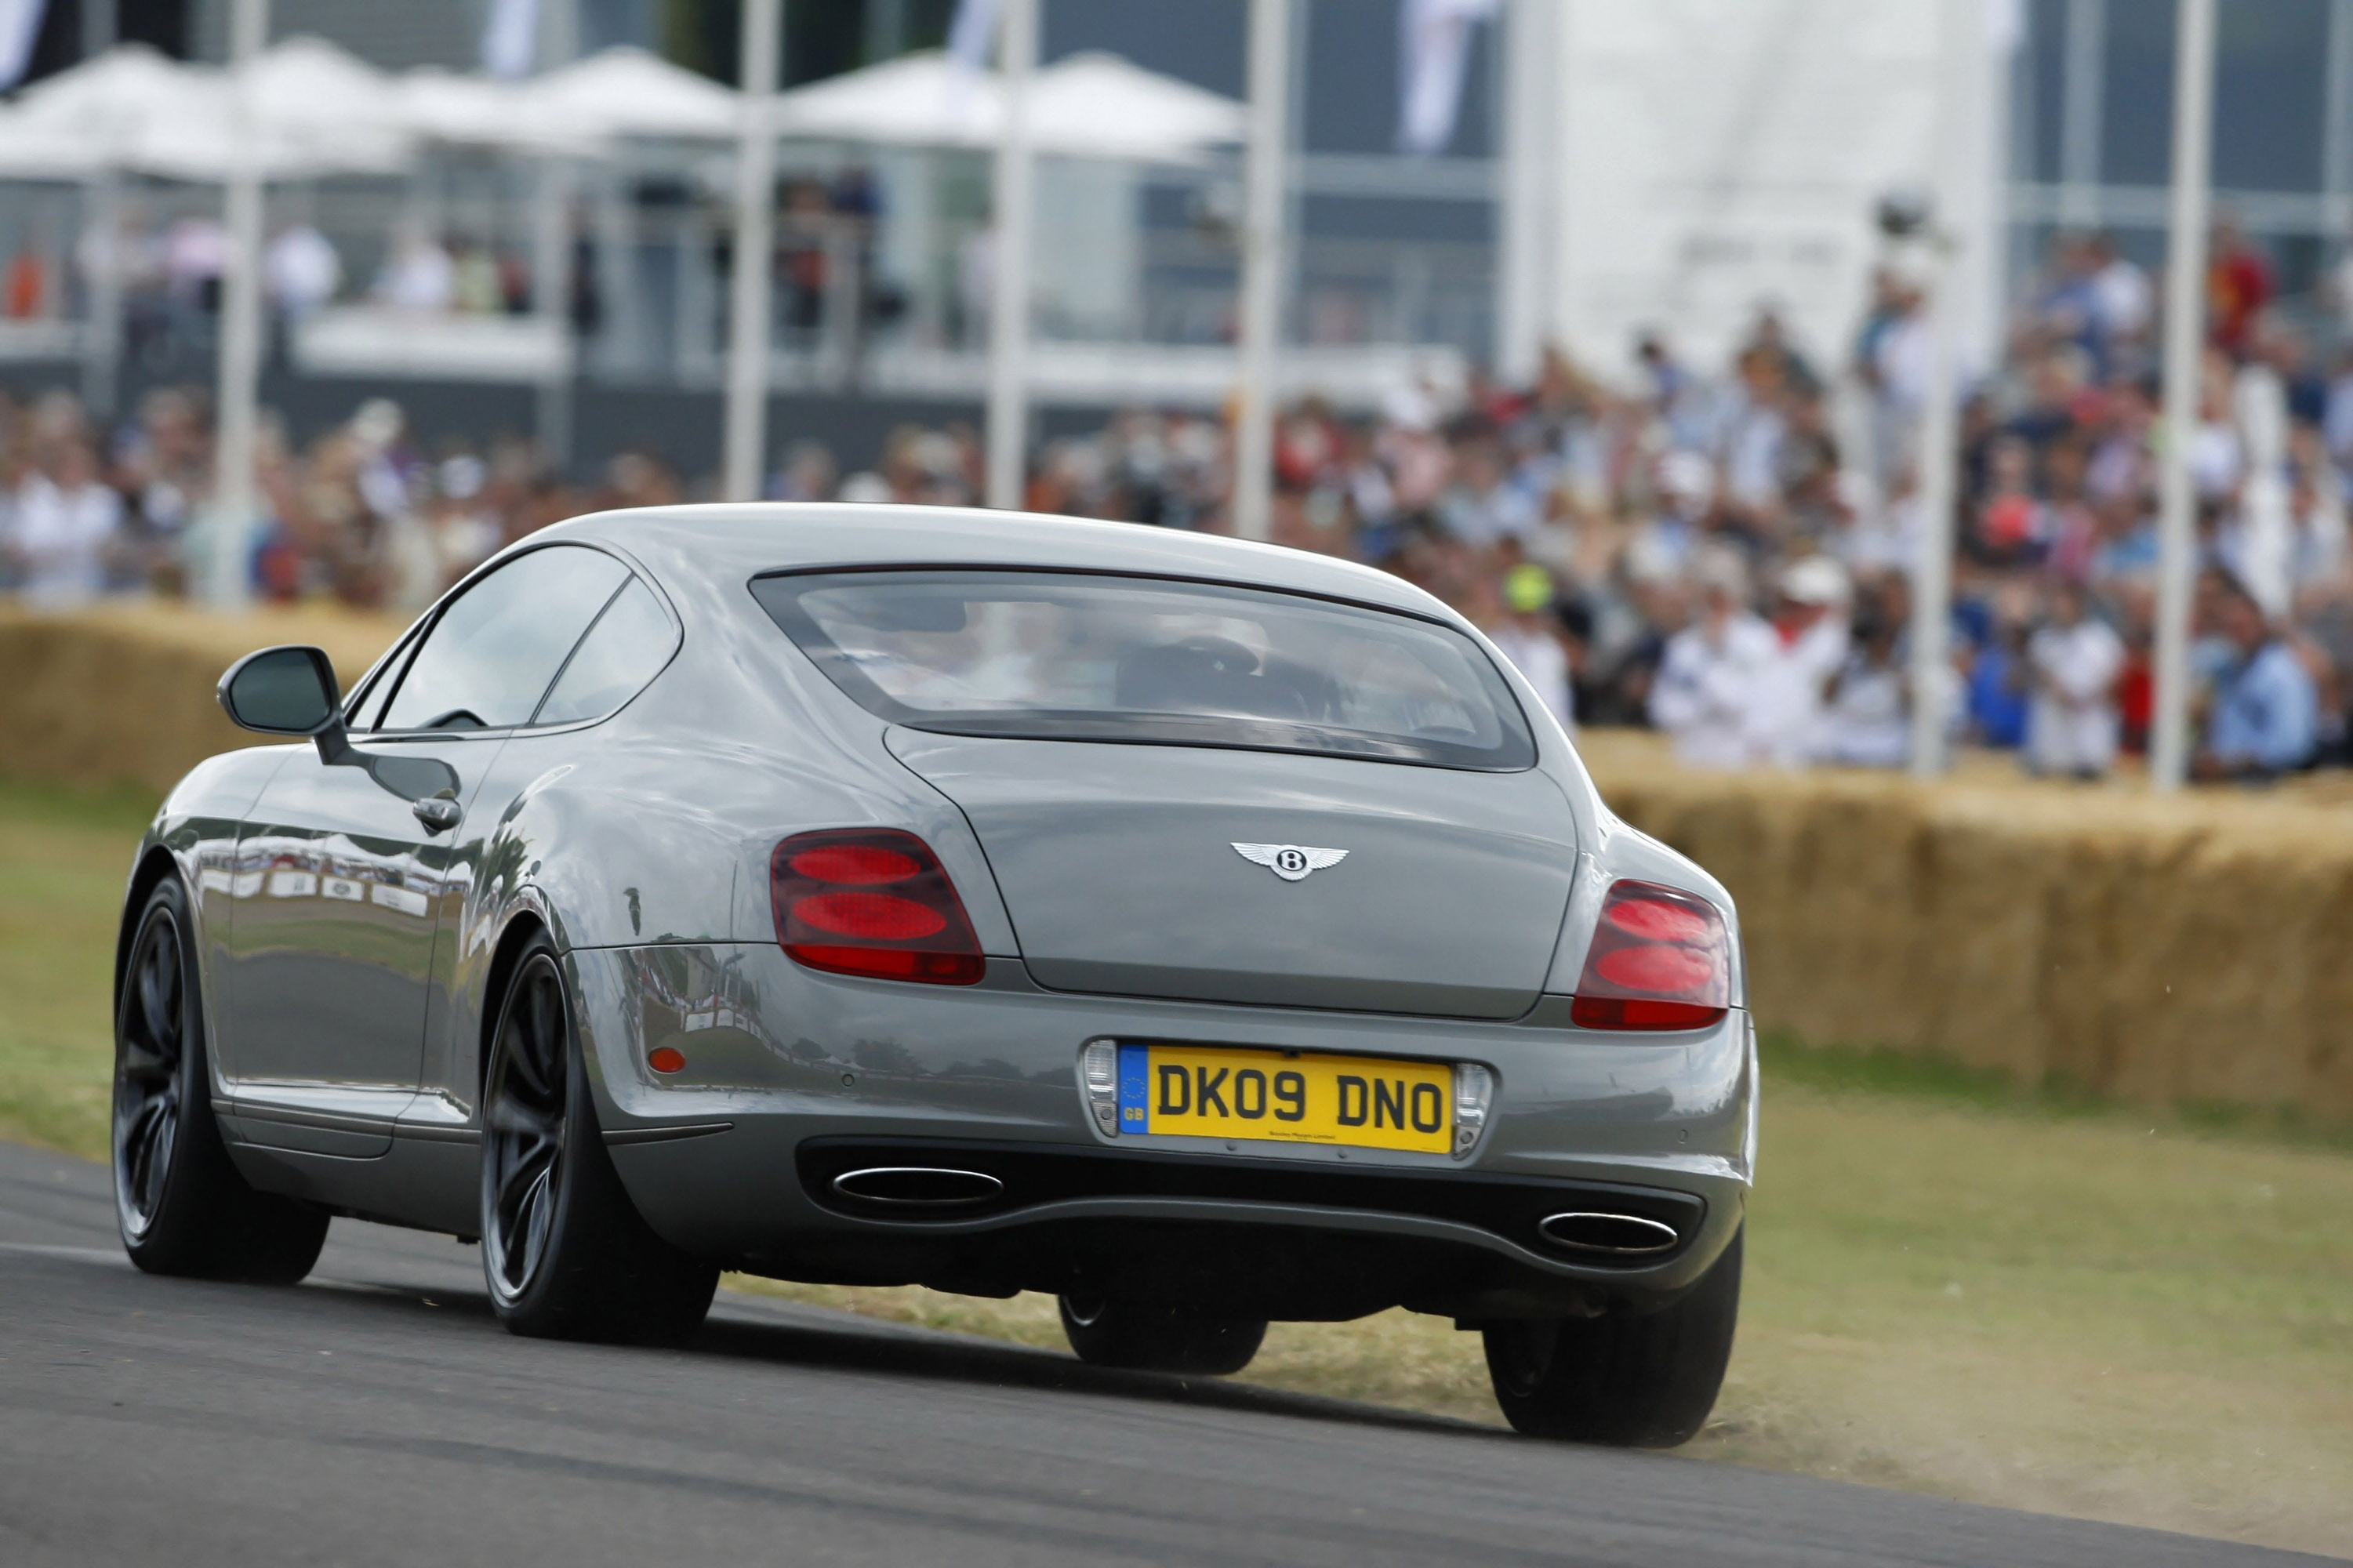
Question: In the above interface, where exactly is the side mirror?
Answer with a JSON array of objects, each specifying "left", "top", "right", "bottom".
[
  {"left": 218, "top": 646, "right": 342, "bottom": 735},
  {"left": 219, "top": 644, "right": 358, "bottom": 767}
]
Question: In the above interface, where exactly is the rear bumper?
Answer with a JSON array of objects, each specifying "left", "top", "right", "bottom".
[{"left": 568, "top": 942, "right": 1756, "bottom": 1317}]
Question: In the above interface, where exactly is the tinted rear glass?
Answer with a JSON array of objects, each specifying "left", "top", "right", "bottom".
[{"left": 752, "top": 570, "right": 1536, "bottom": 771}]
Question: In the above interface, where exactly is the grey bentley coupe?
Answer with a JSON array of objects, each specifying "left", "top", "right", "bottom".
[{"left": 114, "top": 505, "right": 1756, "bottom": 1445}]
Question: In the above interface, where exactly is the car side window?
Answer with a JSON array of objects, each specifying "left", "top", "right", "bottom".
[
  {"left": 347, "top": 633, "right": 421, "bottom": 731},
  {"left": 534, "top": 577, "right": 677, "bottom": 725},
  {"left": 377, "top": 545, "right": 630, "bottom": 731}
]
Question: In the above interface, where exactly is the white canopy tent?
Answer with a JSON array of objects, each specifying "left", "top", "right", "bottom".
[
  {"left": 767, "top": 48, "right": 1244, "bottom": 163},
  {"left": 394, "top": 68, "right": 581, "bottom": 155},
  {"left": 0, "top": 39, "right": 741, "bottom": 178},
  {"left": 0, "top": 39, "right": 412, "bottom": 181},
  {"left": 510, "top": 46, "right": 739, "bottom": 146}
]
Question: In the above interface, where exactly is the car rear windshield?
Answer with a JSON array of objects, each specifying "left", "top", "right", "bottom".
[{"left": 750, "top": 569, "right": 1537, "bottom": 771}]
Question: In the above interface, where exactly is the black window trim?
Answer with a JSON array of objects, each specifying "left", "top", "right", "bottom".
[
  {"left": 356, "top": 539, "right": 678, "bottom": 738},
  {"left": 746, "top": 561, "right": 1538, "bottom": 774}
]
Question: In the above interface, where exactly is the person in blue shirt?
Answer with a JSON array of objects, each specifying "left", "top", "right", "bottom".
[
  {"left": 2195, "top": 579, "right": 2320, "bottom": 779},
  {"left": 1966, "top": 615, "right": 2030, "bottom": 749}
]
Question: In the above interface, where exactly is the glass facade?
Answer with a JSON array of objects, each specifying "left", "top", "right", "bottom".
[{"left": 2013, "top": 0, "right": 2353, "bottom": 318}]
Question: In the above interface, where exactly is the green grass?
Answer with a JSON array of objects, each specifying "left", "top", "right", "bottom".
[
  {"left": 0, "top": 779, "right": 154, "bottom": 1157},
  {"left": 4, "top": 775, "right": 2348, "bottom": 1556}
]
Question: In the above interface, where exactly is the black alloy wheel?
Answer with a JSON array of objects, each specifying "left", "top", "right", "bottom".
[
  {"left": 112, "top": 877, "right": 328, "bottom": 1282},
  {"left": 479, "top": 939, "right": 717, "bottom": 1344},
  {"left": 482, "top": 954, "right": 571, "bottom": 1307},
  {"left": 1058, "top": 1294, "right": 1267, "bottom": 1376},
  {"left": 1482, "top": 1225, "right": 1743, "bottom": 1447},
  {"left": 114, "top": 902, "right": 187, "bottom": 1241}
]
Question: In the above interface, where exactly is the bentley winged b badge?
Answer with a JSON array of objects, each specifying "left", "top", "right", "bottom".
[{"left": 1232, "top": 842, "right": 1349, "bottom": 882}]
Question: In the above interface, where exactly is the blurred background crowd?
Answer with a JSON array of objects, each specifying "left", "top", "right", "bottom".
[{"left": 5, "top": 214, "right": 2344, "bottom": 781}]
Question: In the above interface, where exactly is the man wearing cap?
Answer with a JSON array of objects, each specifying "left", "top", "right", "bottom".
[{"left": 1747, "top": 555, "right": 1852, "bottom": 768}]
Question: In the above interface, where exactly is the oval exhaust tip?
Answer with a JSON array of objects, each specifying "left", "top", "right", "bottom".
[
  {"left": 1538, "top": 1211, "right": 1680, "bottom": 1256},
  {"left": 832, "top": 1167, "right": 1004, "bottom": 1207}
]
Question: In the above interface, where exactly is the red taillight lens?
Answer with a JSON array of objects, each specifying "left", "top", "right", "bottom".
[
  {"left": 792, "top": 891, "right": 947, "bottom": 941},
  {"left": 772, "top": 829, "right": 985, "bottom": 985},
  {"left": 1569, "top": 880, "right": 1730, "bottom": 1032},
  {"left": 786, "top": 844, "right": 921, "bottom": 884}
]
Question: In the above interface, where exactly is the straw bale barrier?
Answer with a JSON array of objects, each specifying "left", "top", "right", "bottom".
[
  {"left": 1578, "top": 732, "right": 2353, "bottom": 1123},
  {"left": 4, "top": 606, "right": 2348, "bottom": 1120},
  {"left": 0, "top": 603, "right": 405, "bottom": 798}
]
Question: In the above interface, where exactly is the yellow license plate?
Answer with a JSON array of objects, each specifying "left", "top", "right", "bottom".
[{"left": 1117, "top": 1044, "right": 1452, "bottom": 1153}]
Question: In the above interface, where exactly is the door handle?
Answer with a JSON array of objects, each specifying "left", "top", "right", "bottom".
[{"left": 412, "top": 796, "right": 463, "bottom": 833}]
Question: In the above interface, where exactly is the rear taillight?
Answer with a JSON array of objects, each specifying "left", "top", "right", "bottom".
[
  {"left": 1568, "top": 880, "right": 1730, "bottom": 1031},
  {"left": 772, "top": 829, "right": 985, "bottom": 985}
]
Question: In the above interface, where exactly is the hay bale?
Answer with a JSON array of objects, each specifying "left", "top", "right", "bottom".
[
  {"left": 0, "top": 603, "right": 406, "bottom": 797},
  {"left": 1580, "top": 731, "right": 2353, "bottom": 1123}
]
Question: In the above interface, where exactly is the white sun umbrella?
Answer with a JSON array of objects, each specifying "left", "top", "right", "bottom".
[
  {"left": 394, "top": 67, "right": 568, "bottom": 154},
  {"left": 514, "top": 47, "right": 740, "bottom": 144},
  {"left": 1029, "top": 53, "right": 1244, "bottom": 162},
  {"left": 125, "top": 38, "right": 413, "bottom": 181},
  {"left": 769, "top": 49, "right": 1242, "bottom": 162},
  {"left": 0, "top": 44, "right": 210, "bottom": 175},
  {"left": 768, "top": 52, "right": 991, "bottom": 149},
  {"left": 0, "top": 106, "right": 107, "bottom": 177}
]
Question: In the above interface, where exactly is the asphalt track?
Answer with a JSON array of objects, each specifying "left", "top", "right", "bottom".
[{"left": 0, "top": 1139, "right": 2324, "bottom": 1568}]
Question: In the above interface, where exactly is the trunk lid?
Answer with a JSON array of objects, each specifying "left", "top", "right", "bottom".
[{"left": 888, "top": 731, "right": 1576, "bottom": 1019}]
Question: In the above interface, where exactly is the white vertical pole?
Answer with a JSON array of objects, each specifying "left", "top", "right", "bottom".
[
  {"left": 984, "top": 0, "right": 1037, "bottom": 510},
  {"left": 2322, "top": 0, "right": 2353, "bottom": 234},
  {"left": 2059, "top": 0, "right": 2104, "bottom": 229},
  {"left": 532, "top": 159, "right": 576, "bottom": 468},
  {"left": 1232, "top": 0, "right": 1289, "bottom": 543},
  {"left": 208, "top": 0, "right": 268, "bottom": 609},
  {"left": 723, "top": 0, "right": 781, "bottom": 503},
  {"left": 2151, "top": 0, "right": 2217, "bottom": 792},
  {"left": 1907, "top": 0, "right": 1975, "bottom": 778},
  {"left": 1496, "top": 0, "right": 1554, "bottom": 385},
  {"left": 80, "top": 172, "right": 123, "bottom": 419},
  {"left": 78, "top": 3, "right": 120, "bottom": 416}
]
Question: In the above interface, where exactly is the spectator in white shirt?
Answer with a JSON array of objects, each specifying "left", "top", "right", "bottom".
[
  {"left": 5, "top": 436, "right": 124, "bottom": 607},
  {"left": 1748, "top": 555, "right": 1852, "bottom": 768},
  {"left": 1650, "top": 547, "right": 1778, "bottom": 768},
  {"left": 2024, "top": 580, "right": 2126, "bottom": 778}
]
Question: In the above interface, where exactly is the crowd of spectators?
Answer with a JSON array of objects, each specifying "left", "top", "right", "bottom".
[{"left": 4, "top": 221, "right": 2347, "bottom": 782}]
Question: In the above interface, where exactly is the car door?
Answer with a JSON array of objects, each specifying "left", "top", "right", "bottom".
[{"left": 213, "top": 543, "right": 635, "bottom": 1156}]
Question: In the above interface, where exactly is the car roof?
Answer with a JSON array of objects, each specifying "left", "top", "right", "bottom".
[{"left": 536, "top": 503, "right": 1464, "bottom": 625}]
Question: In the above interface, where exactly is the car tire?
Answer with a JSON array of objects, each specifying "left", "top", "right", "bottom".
[
  {"left": 1057, "top": 1294, "right": 1268, "bottom": 1375},
  {"left": 113, "top": 877, "right": 329, "bottom": 1284},
  {"left": 1482, "top": 1225, "right": 1742, "bottom": 1447},
  {"left": 480, "top": 938, "right": 717, "bottom": 1346}
]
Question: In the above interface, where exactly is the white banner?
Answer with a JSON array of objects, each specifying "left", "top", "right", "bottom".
[
  {"left": 1396, "top": 0, "right": 1498, "bottom": 156},
  {"left": 947, "top": 0, "right": 1002, "bottom": 72},
  {"left": 1547, "top": 0, "right": 2008, "bottom": 380},
  {"left": 481, "top": 0, "right": 539, "bottom": 80},
  {"left": 0, "top": 0, "right": 49, "bottom": 91}
]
